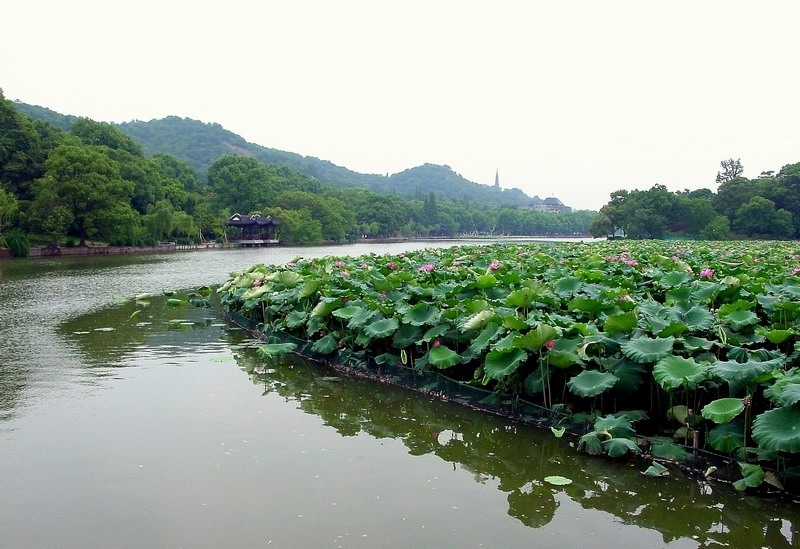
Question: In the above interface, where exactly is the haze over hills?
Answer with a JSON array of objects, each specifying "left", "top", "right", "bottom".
[{"left": 14, "top": 101, "right": 548, "bottom": 208}]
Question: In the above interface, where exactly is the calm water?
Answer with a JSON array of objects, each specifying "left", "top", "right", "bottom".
[{"left": 0, "top": 242, "right": 797, "bottom": 548}]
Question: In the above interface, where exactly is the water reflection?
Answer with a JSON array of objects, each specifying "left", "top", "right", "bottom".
[{"left": 227, "top": 332, "right": 797, "bottom": 547}]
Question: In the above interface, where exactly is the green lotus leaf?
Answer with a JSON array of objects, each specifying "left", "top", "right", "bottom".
[
  {"left": 554, "top": 276, "right": 583, "bottom": 297},
  {"left": 603, "top": 437, "right": 641, "bottom": 458},
  {"left": 310, "top": 298, "right": 339, "bottom": 318},
  {"left": 551, "top": 427, "right": 566, "bottom": 438},
  {"left": 658, "top": 321, "right": 689, "bottom": 337},
  {"left": 311, "top": 333, "right": 338, "bottom": 355},
  {"left": 468, "top": 323, "right": 504, "bottom": 355},
  {"left": 680, "top": 336, "right": 715, "bottom": 351},
  {"left": 707, "top": 421, "right": 745, "bottom": 453},
  {"left": 297, "top": 280, "right": 322, "bottom": 299},
  {"left": 165, "top": 298, "right": 185, "bottom": 307},
  {"left": 653, "top": 355, "right": 709, "bottom": 391},
  {"left": 462, "top": 309, "right": 496, "bottom": 331},
  {"left": 604, "top": 311, "right": 637, "bottom": 334},
  {"left": 506, "top": 287, "right": 538, "bottom": 308},
  {"left": 420, "top": 324, "right": 449, "bottom": 343},
  {"left": 650, "top": 439, "right": 690, "bottom": 461},
  {"left": 752, "top": 405, "right": 800, "bottom": 453},
  {"left": 764, "top": 368, "right": 800, "bottom": 406},
  {"left": 709, "top": 358, "right": 782, "bottom": 385},
  {"left": 567, "top": 370, "right": 618, "bottom": 398},
  {"left": 680, "top": 305, "right": 714, "bottom": 331},
  {"left": 285, "top": 310, "right": 308, "bottom": 329},
  {"left": 778, "top": 384, "right": 800, "bottom": 406},
  {"left": 502, "top": 316, "right": 528, "bottom": 331},
  {"left": 270, "top": 270, "right": 303, "bottom": 288},
  {"left": 720, "top": 309, "right": 759, "bottom": 330},
  {"left": 733, "top": 463, "right": 765, "bottom": 492},
  {"left": 347, "top": 308, "right": 377, "bottom": 329},
  {"left": 578, "top": 432, "right": 604, "bottom": 455},
  {"left": 393, "top": 323, "right": 423, "bottom": 348},
  {"left": 621, "top": 336, "right": 675, "bottom": 363},
  {"left": 514, "top": 324, "right": 558, "bottom": 350},
  {"left": 544, "top": 475, "right": 572, "bottom": 486},
  {"left": 403, "top": 303, "right": 442, "bottom": 326},
  {"left": 256, "top": 342, "right": 297, "bottom": 358},
  {"left": 701, "top": 398, "right": 745, "bottom": 424},
  {"left": 601, "top": 357, "right": 646, "bottom": 393},
  {"left": 364, "top": 317, "right": 400, "bottom": 338},
  {"left": 568, "top": 296, "right": 605, "bottom": 315},
  {"left": 475, "top": 274, "right": 497, "bottom": 289},
  {"left": 667, "top": 405, "right": 689, "bottom": 425},
  {"left": 427, "top": 345, "right": 462, "bottom": 369},
  {"left": 659, "top": 271, "right": 692, "bottom": 288},
  {"left": 332, "top": 305, "right": 365, "bottom": 320},
  {"left": 762, "top": 329, "right": 793, "bottom": 345},
  {"left": 483, "top": 348, "right": 528, "bottom": 380},
  {"left": 594, "top": 414, "right": 635, "bottom": 439},
  {"left": 642, "top": 462, "right": 670, "bottom": 477}
]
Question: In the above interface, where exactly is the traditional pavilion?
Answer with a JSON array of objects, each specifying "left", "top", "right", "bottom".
[{"left": 226, "top": 213, "right": 281, "bottom": 247}]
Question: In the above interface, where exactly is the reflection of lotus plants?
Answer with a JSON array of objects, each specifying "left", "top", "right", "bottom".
[{"left": 217, "top": 241, "right": 800, "bottom": 492}]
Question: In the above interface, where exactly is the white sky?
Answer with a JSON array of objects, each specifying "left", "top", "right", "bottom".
[{"left": 2, "top": 0, "right": 799, "bottom": 210}]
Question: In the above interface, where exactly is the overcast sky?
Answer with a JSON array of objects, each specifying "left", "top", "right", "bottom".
[{"left": 2, "top": 1, "right": 798, "bottom": 210}]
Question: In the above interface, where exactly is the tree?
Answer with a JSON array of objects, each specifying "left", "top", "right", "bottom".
[
  {"left": 716, "top": 158, "right": 744, "bottom": 185},
  {"left": 733, "top": 196, "right": 793, "bottom": 238},
  {"left": 71, "top": 118, "right": 143, "bottom": 156},
  {"left": 699, "top": 216, "right": 731, "bottom": 240},
  {"left": 588, "top": 213, "right": 612, "bottom": 238},
  {"left": 0, "top": 187, "right": 18, "bottom": 239},
  {"left": 32, "top": 144, "right": 134, "bottom": 245}
]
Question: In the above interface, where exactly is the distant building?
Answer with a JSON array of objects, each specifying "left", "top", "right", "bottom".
[
  {"left": 531, "top": 197, "right": 572, "bottom": 213},
  {"left": 227, "top": 213, "right": 281, "bottom": 246},
  {"left": 494, "top": 170, "right": 500, "bottom": 188}
]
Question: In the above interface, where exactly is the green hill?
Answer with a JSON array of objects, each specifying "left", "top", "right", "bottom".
[{"left": 15, "top": 102, "right": 543, "bottom": 207}]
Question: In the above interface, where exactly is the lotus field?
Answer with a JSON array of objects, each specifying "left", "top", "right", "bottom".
[{"left": 218, "top": 241, "right": 800, "bottom": 491}]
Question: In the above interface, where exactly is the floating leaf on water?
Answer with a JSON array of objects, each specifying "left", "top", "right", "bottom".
[
  {"left": 704, "top": 466, "right": 717, "bottom": 478},
  {"left": 642, "top": 462, "right": 669, "bottom": 477},
  {"left": 166, "top": 298, "right": 185, "bottom": 307},
  {"left": 550, "top": 427, "right": 566, "bottom": 438},
  {"left": 544, "top": 475, "right": 572, "bottom": 486},
  {"left": 73, "top": 331, "right": 90, "bottom": 335},
  {"left": 135, "top": 293, "right": 151, "bottom": 301},
  {"left": 129, "top": 309, "right": 142, "bottom": 319},
  {"left": 94, "top": 327, "right": 115, "bottom": 332}
]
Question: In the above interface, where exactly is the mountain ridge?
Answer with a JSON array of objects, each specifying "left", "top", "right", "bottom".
[{"left": 14, "top": 101, "right": 545, "bottom": 208}]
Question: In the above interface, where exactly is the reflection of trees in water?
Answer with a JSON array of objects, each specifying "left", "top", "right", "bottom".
[{"left": 230, "top": 331, "right": 799, "bottom": 548}]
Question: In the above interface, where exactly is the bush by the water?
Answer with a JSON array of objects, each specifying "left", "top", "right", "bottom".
[{"left": 5, "top": 230, "right": 30, "bottom": 257}]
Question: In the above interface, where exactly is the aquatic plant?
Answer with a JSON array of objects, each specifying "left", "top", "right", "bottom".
[{"left": 218, "top": 240, "right": 800, "bottom": 492}]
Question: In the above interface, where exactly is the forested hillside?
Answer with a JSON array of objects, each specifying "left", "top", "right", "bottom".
[
  {"left": 16, "top": 103, "right": 541, "bottom": 207},
  {"left": 1, "top": 91, "right": 595, "bottom": 256}
]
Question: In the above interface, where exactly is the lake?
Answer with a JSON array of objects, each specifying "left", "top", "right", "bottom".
[{"left": 0, "top": 242, "right": 797, "bottom": 548}]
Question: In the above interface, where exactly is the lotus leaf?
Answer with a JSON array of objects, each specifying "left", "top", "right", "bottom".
[
  {"left": 733, "top": 463, "right": 765, "bottom": 492},
  {"left": 553, "top": 276, "right": 583, "bottom": 297},
  {"left": 332, "top": 305, "right": 364, "bottom": 320},
  {"left": 364, "top": 318, "right": 400, "bottom": 338},
  {"left": 604, "top": 311, "right": 637, "bottom": 334},
  {"left": 601, "top": 357, "right": 646, "bottom": 393},
  {"left": 567, "top": 370, "right": 618, "bottom": 398},
  {"left": 475, "top": 274, "right": 497, "bottom": 289},
  {"left": 467, "top": 324, "right": 504, "bottom": 355},
  {"left": 621, "top": 336, "right": 675, "bottom": 364},
  {"left": 752, "top": 405, "right": 800, "bottom": 453},
  {"left": 505, "top": 287, "right": 538, "bottom": 308},
  {"left": 513, "top": 324, "right": 557, "bottom": 350},
  {"left": 462, "top": 309, "right": 495, "bottom": 331},
  {"left": 393, "top": 324, "right": 423, "bottom": 348},
  {"left": 642, "top": 462, "right": 670, "bottom": 477},
  {"left": 701, "top": 398, "right": 745, "bottom": 424},
  {"left": 483, "top": 348, "right": 528, "bottom": 380},
  {"left": 270, "top": 270, "right": 303, "bottom": 288},
  {"left": 594, "top": 414, "right": 635, "bottom": 439},
  {"left": 653, "top": 355, "right": 708, "bottom": 391},
  {"left": 256, "top": 342, "right": 297, "bottom": 358},
  {"left": 650, "top": 439, "right": 690, "bottom": 461},
  {"left": 311, "top": 333, "right": 338, "bottom": 355},
  {"left": 667, "top": 405, "right": 689, "bottom": 425},
  {"left": 578, "top": 432, "right": 604, "bottom": 455},
  {"left": 165, "top": 298, "right": 185, "bottom": 307},
  {"left": 659, "top": 271, "right": 692, "bottom": 288},
  {"left": 403, "top": 303, "right": 442, "bottom": 326},
  {"left": 720, "top": 309, "right": 759, "bottom": 330},
  {"left": 544, "top": 475, "right": 572, "bottom": 486},
  {"left": 427, "top": 345, "right": 462, "bottom": 369},
  {"left": 603, "top": 437, "right": 641, "bottom": 458},
  {"left": 310, "top": 299, "right": 339, "bottom": 318},
  {"left": 709, "top": 358, "right": 782, "bottom": 385},
  {"left": 523, "top": 367, "right": 549, "bottom": 395}
]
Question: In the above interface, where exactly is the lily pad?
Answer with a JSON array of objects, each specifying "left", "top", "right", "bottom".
[
  {"left": 653, "top": 355, "right": 709, "bottom": 391},
  {"left": 567, "top": 370, "right": 618, "bottom": 398},
  {"left": 544, "top": 475, "right": 572, "bottom": 486},
  {"left": 621, "top": 336, "right": 675, "bottom": 363},
  {"left": 701, "top": 398, "right": 745, "bottom": 424}
]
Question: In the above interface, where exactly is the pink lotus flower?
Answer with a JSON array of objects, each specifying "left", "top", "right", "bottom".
[
  {"left": 386, "top": 262, "right": 397, "bottom": 270},
  {"left": 699, "top": 268, "right": 714, "bottom": 279},
  {"left": 334, "top": 260, "right": 345, "bottom": 268},
  {"left": 418, "top": 263, "right": 435, "bottom": 273},
  {"left": 432, "top": 339, "right": 441, "bottom": 348},
  {"left": 380, "top": 291, "right": 387, "bottom": 300},
  {"left": 253, "top": 279, "right": 262, "bottom": 286},
  {"left": 489, "top": 261, "right": 501, "bottom": 271},
  {"left": 286, "top": 262, "right": 297, "bottom": 268},
  {"left": 792, "top": 267, "right": 800, "bottom": 276},
  {"left": 545, "top": 340, "right": 555, "bottom": 350},
  {"left": 625, "top": 259, "right": 638, "bottom": 267},
  {"left": 341, "top": 296, "right": 350, "bottom": 303},
  {"left": 452, "top": 260, "right": 461, "bottom": 267}
]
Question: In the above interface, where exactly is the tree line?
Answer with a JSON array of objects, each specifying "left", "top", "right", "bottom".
[
  {"left": 0, "top": 90, "right": 594, "bottom": 253},
  {"left": 589, "top": 158, "right": 800, "bottom": 240}
]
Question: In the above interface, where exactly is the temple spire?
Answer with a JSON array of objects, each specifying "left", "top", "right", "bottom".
[{"left": 494, "top": 169, "right": 500, "bottom": 188}]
